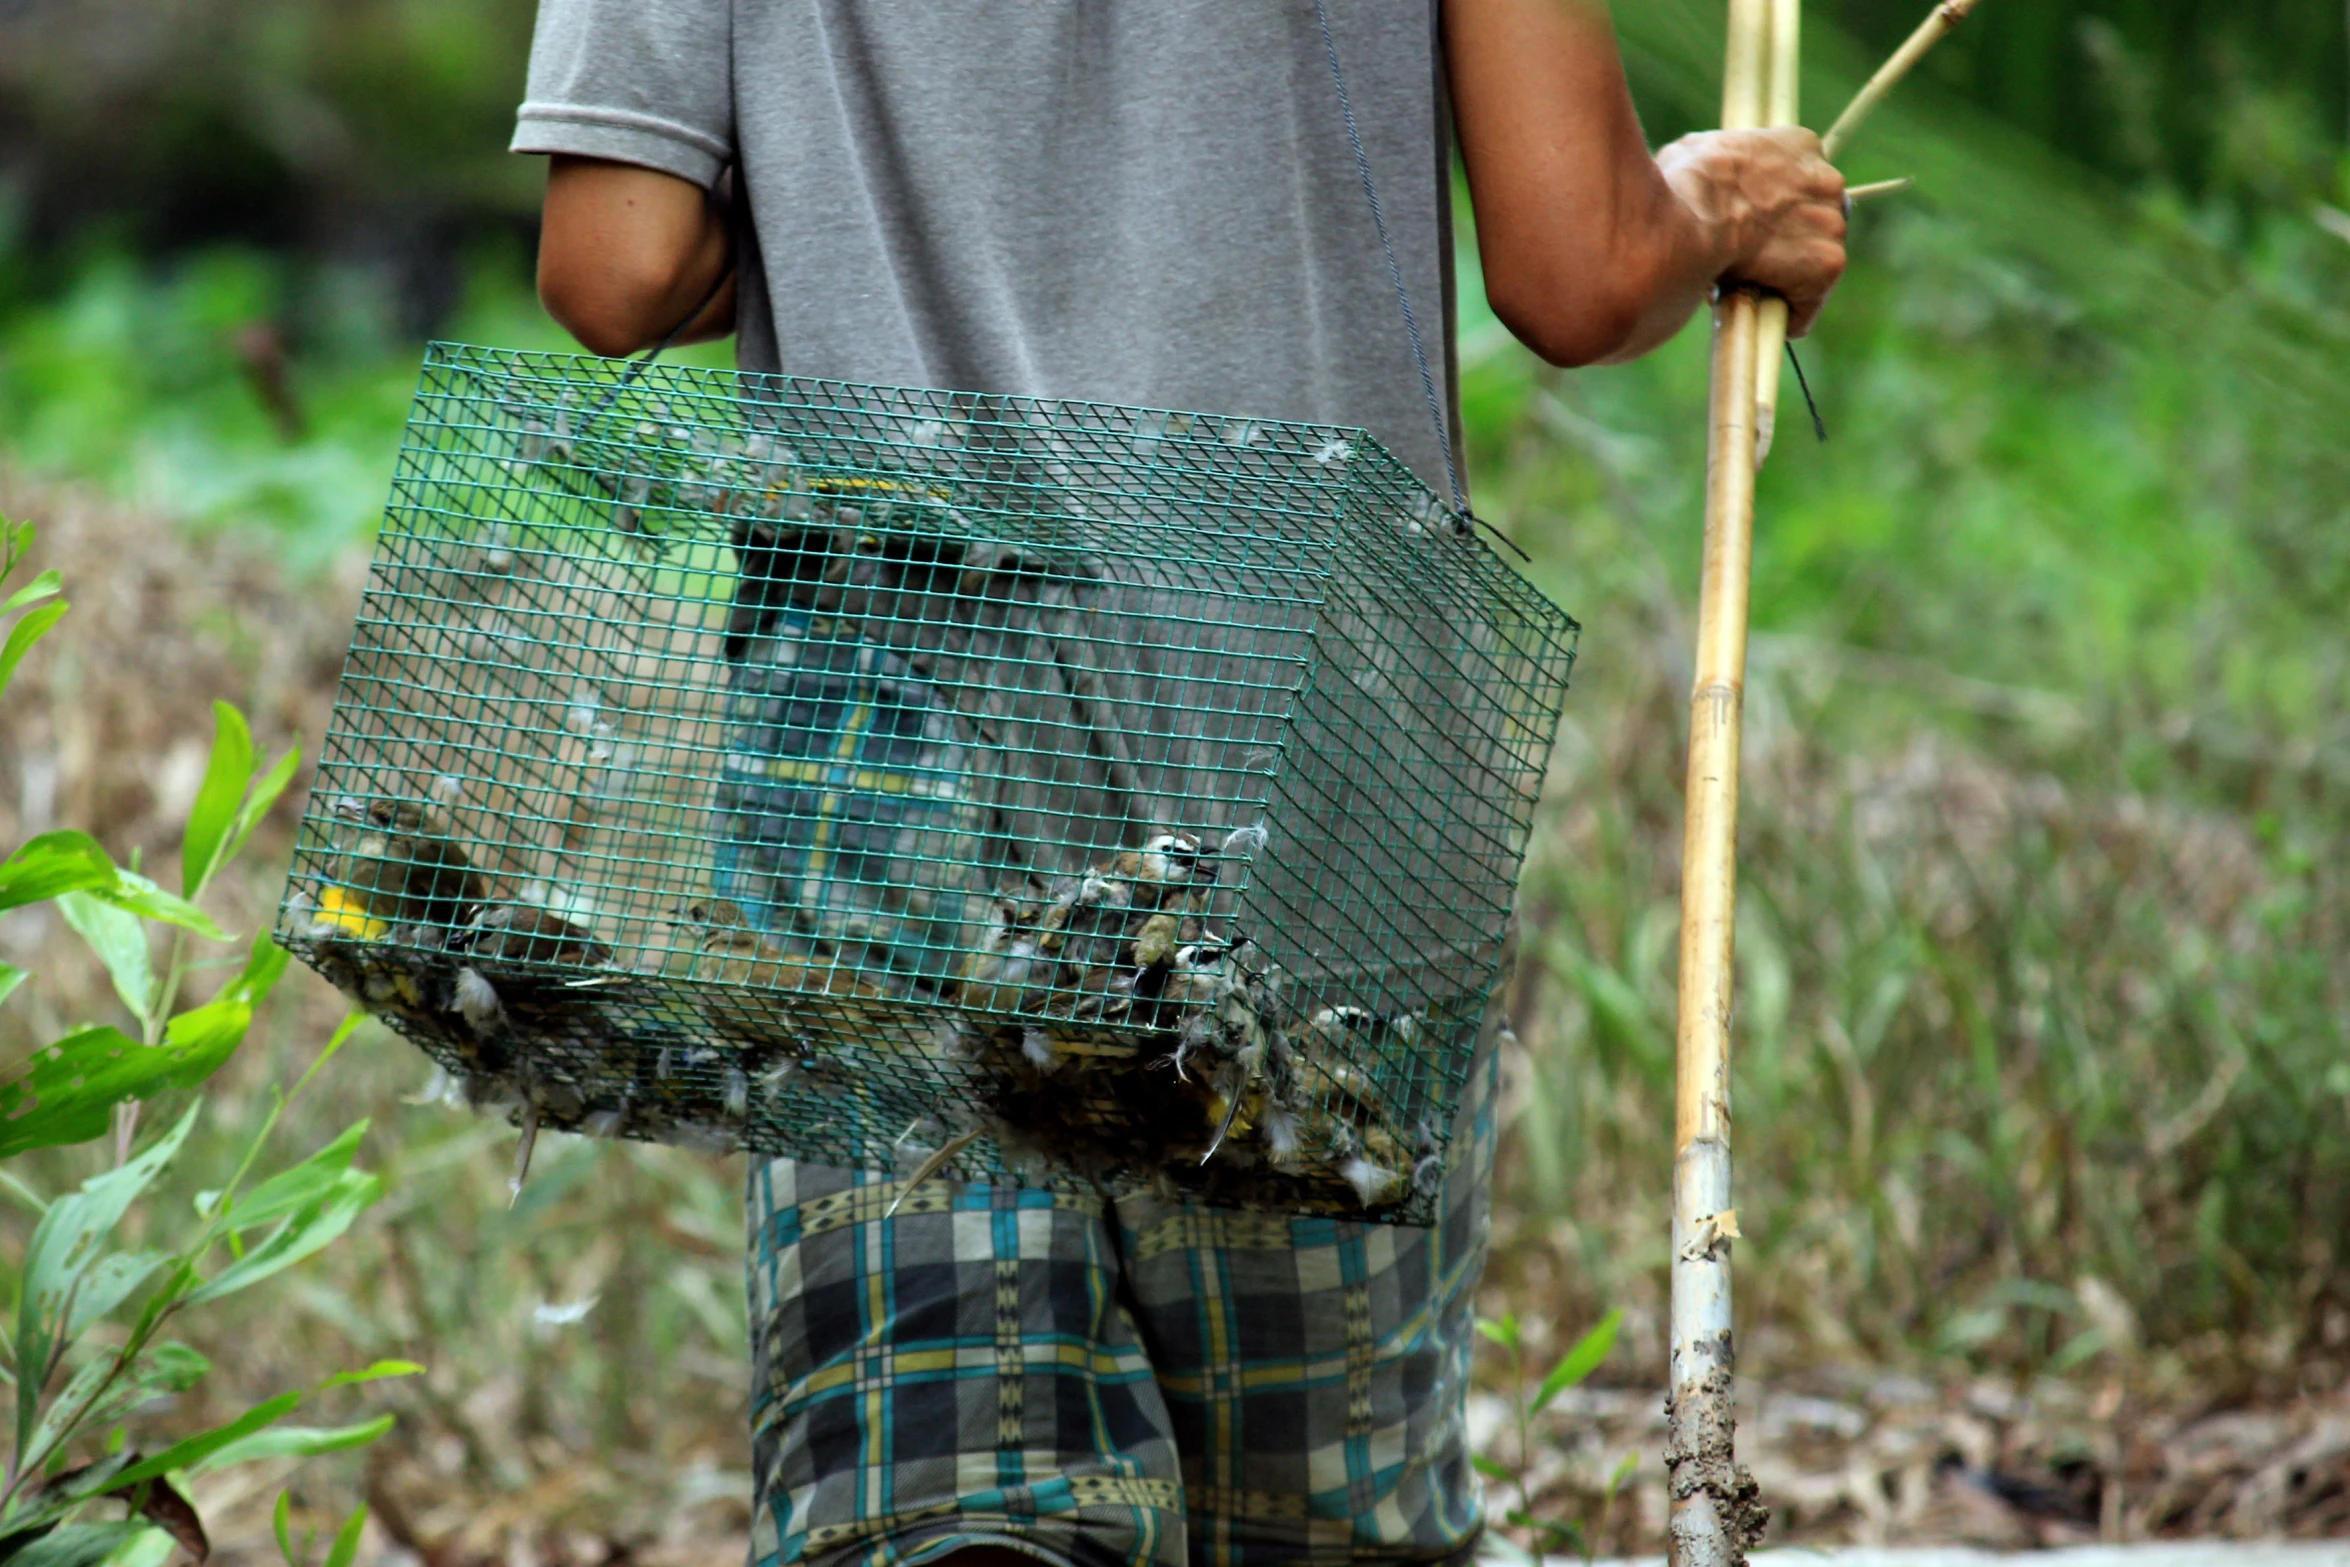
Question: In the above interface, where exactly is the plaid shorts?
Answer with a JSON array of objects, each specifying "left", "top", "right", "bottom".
[{"left": 742, "top": 1025, "right": 1503, "bottom": 1567}]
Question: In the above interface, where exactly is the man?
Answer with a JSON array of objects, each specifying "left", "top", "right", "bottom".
[{"left": 513, "top": 6, "right": 1843, "bottom": 1567}]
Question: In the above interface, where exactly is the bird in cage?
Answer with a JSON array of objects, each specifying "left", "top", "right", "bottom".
[
  {"left": 659, "top": 898, "right": 890, "bottom": 1060},
  {"left": 1285, "top": 1004, "right": 1436, "bottom": 1210},
  {"left": 459, "top": 903, "right": 615, "bottom": 967},
  {"left": 326, "top": 794, "right": 488, "bottom": 931},
  {"left": 301, "top": 920, "right": 449, "bottom": 1017},
  {"left": 721, "top": 476, "right": 962, "bottom": 660},
  {"left": 1172, "top": 940, "right": 1293, "bottom": 1163},
  {"left": 443, "top": 902, "right": 622, "bottom": 1030},
  {"left": 958, "top": 832, "right": 1217, "bottom": 1033}
]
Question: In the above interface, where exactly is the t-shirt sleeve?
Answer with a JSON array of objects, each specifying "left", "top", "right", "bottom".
[{"left": 511, "top": 0, "right": 733, "bottom": 188}]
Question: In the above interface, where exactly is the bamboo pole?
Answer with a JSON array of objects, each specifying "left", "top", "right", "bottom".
[
  {"left": 1750, "top": 0, "right": 1803, "bottom": 465},
  {"left": 1667, "top": 6, "right": 1988, "bottom": 1564},
  {"left": 1664, "top": 0, "right": 1776, "bottom": 1561}
]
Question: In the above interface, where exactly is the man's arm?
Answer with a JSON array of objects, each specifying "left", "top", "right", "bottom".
[
  {"left": 1447, "top": 0, "right": 1846, "bottom": 367},
  {"left": 537, "top": 155, "right": 735, "bottom": 358}
]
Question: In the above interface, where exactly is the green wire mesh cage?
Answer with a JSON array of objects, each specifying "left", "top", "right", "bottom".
[{"left": 277, "top": 342, "right": 1578, "bottom": 1223}]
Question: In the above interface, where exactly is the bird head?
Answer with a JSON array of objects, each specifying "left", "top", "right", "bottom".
[
  {"left": 333, "top": 795, "right": 430, "bottom": 834},
  {"left": 669, "top": 897, "right": 756, "bottom": 931}
]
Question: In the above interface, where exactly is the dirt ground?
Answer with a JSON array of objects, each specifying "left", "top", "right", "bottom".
[{"left": 1, "top": 476, "right": 2343, "bottom": 1564}]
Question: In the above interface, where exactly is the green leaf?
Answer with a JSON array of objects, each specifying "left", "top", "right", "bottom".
[
  {"left": 2, "top": 567, "right": 62, "bottom": 615},
  {"left": 180, "top": 703, "right": 254, "bottom": 899},
  {"left": 190, "top": 1414, "right": 395, "bottom": 1475},
  {"left": 94, "top": 872, "right": 227, "bottom": 942},
  {"left": 55, "top": 893, "right": 154, "bottom": 1021},
  {"left": 62, "top": 1252, "right": 168, "bottom": 1342},
  {"left": 216, "top": 1122, "right": 367, "bottom": 1233},
  {"left": 21, "top": 1357, "right": 128, "bottom": 1482},
  {"left": 180, "top": 1169, "right": 382, "bottom": 1306},
  {"left": 151, "top": 941, "right": 289, "bottom": 1098},
  {"left": 0, "top": 1453, "right": 206, "bottom": 1565},
  {"left": 136, "top": 1342, "right": 214, "bottom": 1394},
  {"left": 0, "top": 964, "right": 26, "bottom": 1010},
  {"left": 222, "top": 747, "right": 303, "bottom": 887},
  {"left": 103, "top": 1527, "right": 182, "bottom": 1567},
  {"left": 36, "top": 1343, "right": 217, "bottom": 1459},
  {"left": 1530, "top": 1309, "right": 1623, "bottom": 1415},
  {"left": 0, "top": 601, "right": 68, "bottom": 699},
  {"left": 5, "top": 1522, "right": 149, "bottom": 1567},
  {"left": 315, "top": 1360, "right": 423, "bottom": 1392},
  {"left": 103, "top": 1390, "right": 304, "bottom": 1492},
  {"left": 0, "top": 990, "right": 254, "bottom": 1163},
  {"left": 1471, "top": 1454, "right": 1515, "bottom": 1483},
  {"left": 13, "top": 1108, "right": 199, "bottom": 1458},
  {"left": 0, "top": 1025, "right": 148, "bottom": 1162},
  {"left": 271, "top": 1492, "right": 297, "bottom": 1567},
  {"left": 320, "top": 1503, "right": 368, "bottom": 1567},
  {"left": 0, "top": 833, "right": 116, "bottom": 914},
  {"left": 1474, "top": 1314, "right": 1521, "bottom": 1352}
]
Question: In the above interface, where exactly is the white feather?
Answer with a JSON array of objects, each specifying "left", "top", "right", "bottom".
[
  {"left": 1262, "top": 1109, "right": 1302, "bottom": 1161},
  {"left": 1220, "top": 822, "right": 1270, "bottom": 859},
  {"left": 1076, "top": 874, "right": 1128, "bottom": 907},
  {"left": 1020, "top": 1027, "right": 1058, "bottom": 1071},
  {"left": 453, "top": 967, "right": 503, "bottom": 1028},
  {"left": 1339, "top": 1157, "right": 1403, "bottom": 1208},
  {"left": 402, "top": 1063, "right": 454, "bottom": 1107},
  {"left": 533, "top": 1295, "right": 599, "bottom": 1327},
  {"left": 722, "top": 1066, "right": 751, "bottom": 1120}
]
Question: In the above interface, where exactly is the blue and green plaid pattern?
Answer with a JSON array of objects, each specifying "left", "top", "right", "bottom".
[
  {"left": 715, "top": 605, "right": 988, "bottom": 995},
  {"left": 743, "top": 1005, "right": 1504, "bottom": 1567}
]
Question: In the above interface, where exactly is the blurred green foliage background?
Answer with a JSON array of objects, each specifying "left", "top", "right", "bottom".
[{"left": 1, "top": 0, "right": 2347, "bottom": 1546}]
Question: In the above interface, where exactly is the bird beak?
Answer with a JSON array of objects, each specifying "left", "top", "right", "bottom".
[{"left": 330, "top": 796, "right": 367, "bottom": 823}]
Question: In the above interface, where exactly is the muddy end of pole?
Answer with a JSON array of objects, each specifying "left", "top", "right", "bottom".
[{"left": 1664, "top": 1330, "right": 1770, "bottom": 1567}]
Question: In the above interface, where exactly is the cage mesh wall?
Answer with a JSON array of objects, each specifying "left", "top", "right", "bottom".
[{"left": 278, "top": 343, "right": 1578, "bottom": 1223}]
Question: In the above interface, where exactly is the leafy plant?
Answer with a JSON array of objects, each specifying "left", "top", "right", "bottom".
[
  {"left": 1473, "top": 1309, "right": 1631, "bottom": 1563},
  {"left": 269, "top": 1492, "right": 367, "bottom": 1567},
  {"left": 0, "top": 514, "right": 409, "bottom": 1563}
]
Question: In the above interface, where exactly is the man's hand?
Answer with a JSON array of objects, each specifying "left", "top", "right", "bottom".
[
  {"left": 1656, "top": 127, "right": 1847, "bottom": 339},
  {"left": 1447, "top": 0, "right": 1846, "bottom": 367},
  {"left": 538, "top": 155, "right": 735, "bottom": 358}
]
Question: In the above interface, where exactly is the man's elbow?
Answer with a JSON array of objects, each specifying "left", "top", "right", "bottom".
[
  {"left": 537, "top": 253, "right": 683, "bottom": 359},
  {"left": 1486, "top": 264, "right": 1645, "bottom": 369}
]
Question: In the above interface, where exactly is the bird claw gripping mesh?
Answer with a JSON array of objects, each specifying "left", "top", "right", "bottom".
[{"left": 279, "top": 344, "right": 1578, "bottom": 1223}]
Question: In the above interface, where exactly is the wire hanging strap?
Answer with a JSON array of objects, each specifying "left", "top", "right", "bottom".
[{"left": 1310, "top": 0, "right": 1468, "bottom": 518}]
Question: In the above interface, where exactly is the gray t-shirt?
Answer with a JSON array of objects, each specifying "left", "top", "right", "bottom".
[{"left": 511, "top": 0, "right": 1464, "bottom": 495}]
